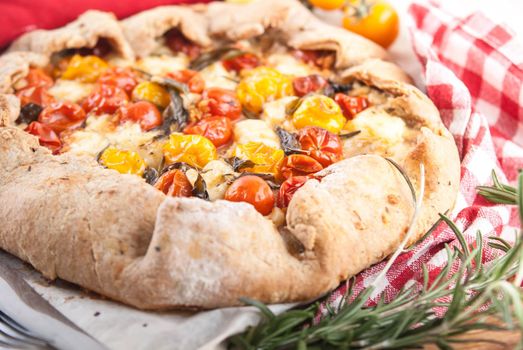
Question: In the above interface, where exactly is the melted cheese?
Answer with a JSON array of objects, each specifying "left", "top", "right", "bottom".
[
  {"left": 48, "top": 79, "right": 94, "bottom": 103},
  {"left": 199, "top": 62, "right": 237, "bottom": 90},
  {"left": 345, "top": 107, "right": 406, "bottom": 145},
  {"left": 201, "top": 160, "right": 236, "bottom": 201},
  {"left": 135, "top": 54, "right": 189, "bottom": 76},
  {"left": 266, "top": 53, "right": 312, "bottom": 77},
  {"left": 261, "top": 96, "right": 297, "bottom": 129},
  {"left": 233, "top": 119, "right": 281, "bottom": 149}
]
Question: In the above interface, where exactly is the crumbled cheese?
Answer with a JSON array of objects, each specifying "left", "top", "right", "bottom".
[
  {"left": 48, "top": 79, "right": 94, "bottom": 103},
  {"left": 261, "top": 96, "right": 298, "bottom": 129},
  {"left": 199, "top": 62, "right": 237, "bottom": 90},
  {"left": 201, "top": 160, "right": 236, "bottom": 201},
  {"left": 266, "top": 53, "right": 312, "bottom": 77},
  {"left": 135, "top": 54, "right": 189, "bottom": 76},
  {"left": 233, "top": 119, "right": 281, "bottom": 149}
]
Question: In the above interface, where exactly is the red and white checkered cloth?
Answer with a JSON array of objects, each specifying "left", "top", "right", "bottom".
[{"left": 318, "top": 0, "right": 523, "bottom": 316}]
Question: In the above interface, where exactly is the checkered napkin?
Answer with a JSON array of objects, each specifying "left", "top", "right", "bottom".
[{"left": 317, "top": 0, "right": 523, "bottom": 317}]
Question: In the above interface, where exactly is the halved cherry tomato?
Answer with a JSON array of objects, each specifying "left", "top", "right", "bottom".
[
  {"left": 309, "top": 0, "right": 345, "bottom": 10},
  {"left": 292, "top": 50, "right": 335, "bottom": 69},
  {"left": 342, "top": 0, "right": 399, "bottom": 49},
  {"left": 16, "top": 86, "right": 55, "bottom": 107},
  {"left": 99, "top": 147, "right": 146, "bottom": 176},
  {"left": 82, "top": 85, "right": 129, "bottom": 115},
  {"left": 183, "top": 116, "right": 232, "bottom": 147},
  {"left": 24, "top": 68, "right": 54, "bottom": 89},
  {"left": 224, "top": 175, "right": 275, "bottom": 215},
  {"left": 24, "top": 121, "right": 61, "bottom": 153},
  {"left": 292, "top": 95, "right": 346, "bottom": 134},
  {"left": 38, "top": 102, "right": 86, "bottom": 133},
  {"left": 298, "top": 126, "right": 342, "bottom": 167},
  {"left": 198, "top": 88, "right": 242, "bottom": 120},
  {"left": 117, "top": 101, "right": 163, "bottom": 131},
  {"left": 132, "top": 82, "right": 170, "bottom": 109},
  {"left": 222, "top": 53, "right": 261, "bottom": 74},
  {"left": 280, "top": 154, "right": 323, "bottom": 179},
  {"left": 98, "top": 67, "right": 138, "bottom": 95},
  {"left": 164, "top": 29, "right": 201, "bottom": 59},
  {"left": 334, "top": 93, "right": 369, "bottom": 119},
  {"left": 154, "top": 169, "right": 193, "bottom": 197},
  {"left": 163, "top": 134, "right": 218, "bottom": 168},
  {"left": 277, "top": 176, "right": 310, "bottom": 208},
  {"left": 61, "top": 55, "right": 109, "bottom": 83},
  {"left": 292, "top": 75, "right": 328, "bottom": 97},
  {"left": 166, "top": 70, "right": 205, "bottom": 94}
]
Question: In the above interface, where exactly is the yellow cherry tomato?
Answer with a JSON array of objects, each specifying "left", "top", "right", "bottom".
[
  {"left": 236, "top": 67, "right": 294, "bottom": 114},
  {"left": 61, "top": 55, "right": 109, "bottom": 83},
  {"left": 163, "top": 134, "right": 217, "bottom": 168},
  {"left": 309, "top": 0, "right": 345, "bottom": 10},
  {"left": 132, "top": 82, "right": 171, "bottom": 109},
  {"left": 99, "top": 147, "right": 146, "bottom": 176},
  {"left": 342, "top": 0, "right": 399, "bottom": 48},
  {"left": 292, "top": 95, "right": 346, "bottom": 134},
  {"left": 233, "top": 142, "right": 284, "bottom": 175}
]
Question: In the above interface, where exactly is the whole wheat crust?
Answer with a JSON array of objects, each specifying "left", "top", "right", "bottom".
[{"left": 0, "top": 0, "right": 460, "bottom": 309}]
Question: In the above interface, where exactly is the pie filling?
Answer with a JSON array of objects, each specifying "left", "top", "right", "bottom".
[{"left": 13, "top": 31, "right": 416, "bottom": 223}]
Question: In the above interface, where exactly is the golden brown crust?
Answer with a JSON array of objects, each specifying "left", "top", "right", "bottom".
[
  {"left": 0, "top": 0, "right": 460, "bottom": 309},
  {"left": 7, "top": 10, "right": 135, "bottom": 60}
]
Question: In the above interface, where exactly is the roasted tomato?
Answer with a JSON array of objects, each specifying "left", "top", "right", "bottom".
[
  {"left": 117, "top": 101, "right": 163, "bottom": 131},
  {"left": 292, "top": 75, "right": 328, "bottom": 97},
  {"left": 298, "top": 126, "right": 343, "bottom": 167},
  {"left": 277, "top": 175, "right": 310, "bottom": 208},
  {"left": 38, "top": 102, "right": 86, "bottom": 133},
  {"left": 222, "top": 53, "right": 261, "bottom": 74},
  {"left": 198, "top": 87, "right": 242, "bottom": 120},
  {"left": 292, "top": 95, "right": 346, "bottom": 134},
  {"left": 166, "top": 70, "right": 205, "bottom": 94},
  {"left": 132, "top": 82, "right": 170, "bottom": 109},
  {"left": 233, "top": 142, "right": 284, "bottom": 175},
  {"left": 163, "top": 134, "right": 217, "bottom": 168},
  {"left": 24, "top": 68, "right": 54, "bottom": 89},
  {"left": 164, "top": 29, "right": 201, "bottom": 59},
  {"left": 24, "top": 121, "right": 61, "bottom": 153},
  {"left": 309, "top": 0, "right": 345, "bottom": 10},
  {"left": 99, "top": 147, "right": 146, "bottom": 176},
  {"left": 334, "top": 93, "right": 369, "bottom": 119},
  {"left": 82, "top": 84, "right": 129, "bottom": 115},
  {"left": 98, "top": 67, "right": 138, "bottom": 95},
  {"left": 236, "top": 67, "right": 294, "bottom": 114},
  {"left": 183, "top": 116, "right": 232, "bottom": 147},
  {"left": 293, "top": 50, "right": 335, "bottom": 69},
  {"left": 280, "top": 154, "right": 323, "bottom": 179},
  {"left": 16, "top": 86, "right": 55, "bottom": 107},
  {"left": 342, "top": 0, "right": 399, "bottom": 48},
  {"left": 224, "top": 175, "right": 275, "bottom": 215},
  {"left": 154, "top": 169, "right": 193, "bottom": 197},
  {"left": 60, "top": 55, "right": 109, "bottom": 83}
]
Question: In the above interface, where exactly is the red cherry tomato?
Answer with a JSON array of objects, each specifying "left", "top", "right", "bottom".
[
  {"left": 25, "top": 121, "right": 62, "bottom": 153},
  {"left": 183, "top": 116, "right": 232, "bottom": 148},
  {"left": 292, "top": 75, "right": 328, "bottom": 97},
  {"left": 24, "top": 68, "right": 54, "bottom": 89},
  {"left": 82, "top": 84, "right": 129, "bottom": 115},
  {"left": 198, "top": 88, "right": 242, "bottom": 120},
  {"left": 280, "top": 154, "right": 323, "bottom": 179},
  {"left": 334, "top": 93, "right": 369, "bottom": 119},
  {"left": 16, "top": 86, "right": 55, "bottom": 107},
  {"left": 222, "top": 53, "right": 261, "bottom": 73},
  {"left": 98, "top": 67, "right": 138, "bottom": 95},
  {"left": 298, "top": 126, "right": 343, "bottom": 167},
  {"left": 38, "top": 102, "right": 86, "bottom": 133},
  {"left": 166, "top": 70, "right": 205, "bottom": 93},
  {"left": 154, "top": 169, "right": 193, "bottom": 197},
  {"left": 292, "top": 50, "right": 335, "bottom": 69},
  {"left": 164, "top": 29, "right": 201, "bottom": 59},
  {"left": 117, "top": 101, "right": 163, "bottom": 131},
  {"left": 277, "top": 176, "right": 310, "bottom": 208},
  {"left": 224, "top": 175, "right": 275, "bottom": 215}
]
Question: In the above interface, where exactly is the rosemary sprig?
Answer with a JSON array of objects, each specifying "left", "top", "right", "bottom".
[{"left": 228, "top": 171, "right": 523, "bottom": 349}]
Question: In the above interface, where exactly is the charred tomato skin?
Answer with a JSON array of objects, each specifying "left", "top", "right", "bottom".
[
  {"left": 297, "top": 126, "right": 343, "bottom": 167},
  {"left": 279, "top": 154, "right": 323, "bottom": 180}
]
